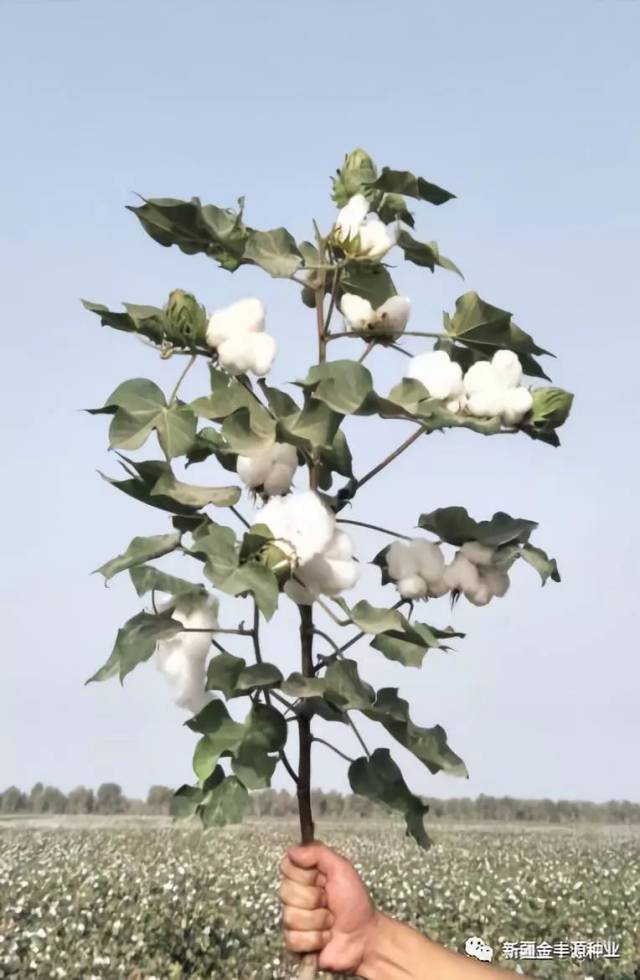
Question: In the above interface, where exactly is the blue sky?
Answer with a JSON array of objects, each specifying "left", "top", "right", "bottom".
[{"left": 1, "top": 0, "right": 638, "bottom": 802}]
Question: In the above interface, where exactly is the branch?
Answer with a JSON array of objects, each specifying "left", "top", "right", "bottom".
[
  {"left": 346, "top": 713, "right": 371, "bottom": 760},
  {"left": 230, "top": 506, "right": 251, "bottom": 529},
  {"left": 312, "top": 628, "right": 340, "bottom": 652},
  {"left": 168, "top": 353, "right": 197, "bottom": 404},
  {"left": 358, "top": 341, "right": 375, "bottom": 364},
  {"left": 312, "top": 737, "right": 354, "bottom": 764},
  {"left": 180, "top": 627, "right": 254, "bottom": 635},
  {"left": 337, "top": 518, "right": 411, "bottom": 540},
  {"left": 357, "top": 426, "right": 427, "bottom": 490}
]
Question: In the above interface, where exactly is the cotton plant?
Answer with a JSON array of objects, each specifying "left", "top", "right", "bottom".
[{"left": 84, "top": 148, "right": 573, "bottom": 979}]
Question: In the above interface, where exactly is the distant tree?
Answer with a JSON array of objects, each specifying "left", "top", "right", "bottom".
[
  {"left": 1, "top": 786, "right": 28, "bottom": 813},
  {"left": 29, "top": 782, "right": 45, "bottom": 813},
  {"left": 67, "top": 786, "right": 94, "bottom": 814},
  {"left": 146, "top": 786, "right": 173, "bottom": 813},
  {"left": 95, "top": 782, "right": 126, "bottom": 814}
]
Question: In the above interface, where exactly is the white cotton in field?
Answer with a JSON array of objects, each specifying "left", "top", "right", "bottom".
[
  {"left": 237, "top": 442, "right": 297, "bottom": 495},
  {"left": 357, "top": 212, "right": 398, "bottom": 260},
  {"left": 249, "top": 332, "right": 277, "bottom": 376},
  {"left": 216, "top": 332, "right": 276, "bottom": 377},
  {"left": 501, "top": 386, "right": 533, "bottom": 426},
  {"left": 407, "top": 350, "right": 464, "bottom": 401},
  {"left": 463, "top": 360, "right": 499, "bottom": 396},
  {"left": 466, "top": 386, "right": 506, "bottom": 419},
  {"left": 387, "top": 540, "right": 419, "bottom": 580},
  {"left": 465, "top": 581, "right": 493, "bottom": 606},
  {"left": 284, "top": 529, "right": 358, "bottom": 602},
  {"left": 460, "top": 541, "right": 495, "bottom": 566},
  {"left": 206, "top": 297, "right": 265, "bottom": 347},
  {"left": 427, "top": 577, "right": 449, "bottom": 598},
  {"left": 236, "top": 453, "right": 272, "bottom": 489}
]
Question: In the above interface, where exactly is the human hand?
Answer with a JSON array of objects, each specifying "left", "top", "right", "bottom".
[{"left": 279, "top": 841, "right": 379, "bottom": 975}]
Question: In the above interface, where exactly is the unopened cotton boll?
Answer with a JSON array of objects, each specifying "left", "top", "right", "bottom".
[
  {"left": 443, "top": 554, "right": 480, "bottom": 595},
  {"left": 155, "top": 595, "right": 218, "bottom": 713},
  {"left": 501, "top": 386, "right": 533, "bottom": 426},
  {"left": 460, "top": 541, "right": 495, "bottom": 566},
  {"left": 258, "top": 491, "right": 335, "bottom": 565},
  {"left": 408, "top": 350, "right": 464, "bottom": 401},
  {"left": 206, "top": 298, "right": 265, "bottom": 347}
]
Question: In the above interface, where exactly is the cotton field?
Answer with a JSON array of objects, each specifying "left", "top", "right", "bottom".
[{"left": 0, "top": 821, "right": 638, "bottom": 979}]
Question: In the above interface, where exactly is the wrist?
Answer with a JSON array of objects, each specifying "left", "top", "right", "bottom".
[{"left": 357, "top": 912, "right": 409, "bottom": 980}]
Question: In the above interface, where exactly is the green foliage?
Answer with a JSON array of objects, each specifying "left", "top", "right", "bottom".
[
  {"left": 95, "top": 531, "right": 181, "bottom": 581},
  {"left": 87, "top": 609, "right": 182, "bottom": 684},
  {"left": 370, "top": 167, "right": 455, "bottom": 206},
  {"left": 418, "top": 506, "right": 537, "bottom": 547},
  {"left": 397, "top": 230, "right": 463, "bottom": 278},
  {"left": 243, "top": 227, "right": 303, "bottom": 277},
  {"left": 523, "top": 387, "right": 575, "bottom": 446},
  {"left": 92, "top": 378, "right": 197, "bottom": 458},
  {"left": 349, "top": 749, "right": 431, "bottom": 848}
]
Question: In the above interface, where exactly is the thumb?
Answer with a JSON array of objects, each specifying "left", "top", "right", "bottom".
[{"left": 288, "top": 842, "right": 346, "bottom": 876}]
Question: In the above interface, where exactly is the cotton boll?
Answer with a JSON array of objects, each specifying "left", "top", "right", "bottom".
[
  {"left": 465, "top": 581, "right": 494, "bottom": 607},
  {"left": 492, "top": 349, "right": 523, "bottom": 389},
  {"left": 216, "top": 335, "right": 255, "bottom": 375},
  {"left": 386, "top": 540, "right": 419, "bottom": 580},
  {"left": 460, "top": 541, "right": 496, "bottom": 566},
  {"left": 207, "top": 297, "right": 265, "bottom": 347},
  {"left": 263, "top": 462, "right": 295, "bottom": 496},
  {"left": 272, "top": 443, "right": 298, "bottom": 468},
  {"left": 155, "top": 596, "right": 218, "bottom": 713},
  {"left": 411, "top": 539, "right": 445, "bottom": 584},
  {"left": 466, "top": 387, "right": 506, "bottom": 419},
  {"left": 427, "top": 578, "right": 450, "bottom": 598},
  {"left": 287, "top": 529, "right": 358, "bottom": 600},
  {"left": 341, "top": 293, "right": 374, "bottom": 331},
  {"left": 501, "top": 386, "right": 533, "bottom": 426},
  {"left": 407, "top": 350, "right": 464, "bottom": 401},
  {"left": 358, "top": 213, "right": 398, "bottom": 260},
  {"left": 463, "top": 360, "right": 499, "bottom": 396},
  {"left": 397, "top": 575, "right": 428, "bottom": 599},
  {"left": 324, "top": 529, "right": 354, "bottom": 562},
  {"left": 258, "top": 491, "right": 335, "bottom": 565},
  {"left": 248, "top": 332, "right": 276, "bottom": 376},
  {"left": 481, "top": 565, "right": 510, "bottom": 598},
  {"left": 377, "top": 296, "right": 411, "bottom": 335},
  {"left": 443, "top": 554, "right": 480, "bottom": 594},
  {"left": 237, "top": 453, "right": 272, "bottom": 490},
  {"left": 334, "top": 194, "right": 370, "bottom": 240},
  {"left": 284, "top": 578, "right": 315, "bottom": 606}
]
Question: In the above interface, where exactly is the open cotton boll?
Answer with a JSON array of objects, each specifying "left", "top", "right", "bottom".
[
  {"left": 341, "top": 293, "right": 375, "bottom": 332},
  {"left": 480, "top": 565, "right": 510, "bottom": 598},
  {"left": 263, "top": 462, "right": 295, "bottom": 496},
  {"left": 216, "top": 335, "right": 256, "bottom": 375},
  {"left": 460, "top": 541, "right": 496, "bottom": 566},
  {"left": 397, "top": 574, "right": 428, "bottom": 599},
  {"left": 501, "top": 386, "right": 533, "bottom": 426},
  {"left": 463, "top": 360, "right": 500, "bottom": 396},
  {"left": 206, "top": 297, "right": 265, "bottom": 347},
  {"left": 466, "top": 387, "right": 507, "bottom": 419},
  {"left": 443, "top": 554, "right": 480, "bottom": 594},
  {"left": 285, "top": 529, "right": 359, "bottom": 602},
  {"left": 357, "top": 213, "right": 398, "bottom": 260},
  {"left": 258, "top": 491, "right": 335, "bottom": 565},
  {"left": 427, "top": 578, "right": 450, "bottom": 598},
  {"left": 492, "top": 349, "right": 523, "bottom": 389},
  {"left": 334, "top": 193, "right": 370, "bottom": 241},
  {"left": 408, "top": 350, "right": 464, "bottom": 401},
  {"left": 236, "top": 453, "right": 272, "bottom": 490},
  {"left": 377, "top": 296, "right": 411, "bottom": 335},
  {"left": 466, "top": 581, "right": 494, "bottom": 607},
  {"left": 237, "top": 442, "right": 297, "bottom": 495},
  {"left": 411, "top": 539, "right": 445, "bottom": 583},
  {"left": 386, "top": 540, "right": 420, "bottom": 580},
  {"left": 155, "top": 596, "right": 218, "bottom": 713},
  {"left": 249, "top": 332, "right": 277, "bottom": 376}
]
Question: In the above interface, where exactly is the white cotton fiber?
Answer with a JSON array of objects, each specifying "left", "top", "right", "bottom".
[
  {"left": 341, "top": 294, "right": 375, "bottom": 331},
  {"left": 443, "top": 554, "right": 480, "bottom": 595},
  {"left": 501, "top": 386, "right": 533, "bottom": 426},
  {"left": 258, "top": 491, "right": 335, "bottom": 565},
  {"left": 460, "top": 541, "right": 495, "bottom": 566},
  {"left": 407, "top": 350, "right": 464, "bottom": 401},
  {"left": 206, "top": 298, "right": 265, "bottom": 347},
  {"left": 155, "top": 595, "right": 218, "bottom": 714}
]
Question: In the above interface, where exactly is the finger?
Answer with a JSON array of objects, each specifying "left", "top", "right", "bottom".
[
  {"left": 288, "top": 842, "right": 349, "bottom": 879},
  {"left": 284, "top": 930, "right": 331, "bottom": 954},
  {"left": 316, "top": 872, "right": 327, "bottom": 889},
  {"left": 280, "top": 855, "right": 318, "bottom": 886},
  {"left": 282, "top": 906, "right": 333, "bottom": 931},
  {"left": 279, "top": 880, "right": 326, "bottom": 911}
]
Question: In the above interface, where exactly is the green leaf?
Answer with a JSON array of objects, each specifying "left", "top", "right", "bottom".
[
  {"left": 199, "top": 775, "right": 249, "bottom": 828},
  {"left": 236, "top": 662, "right": 283, "bottom": 694},
  {"left": 520, "top": 543, "right": 561, "bottom": 584},
  {"left": 82, "top": 300, "right": 171, "bottom": 348},
  {"left": 221, "top": 562, "right": 280, "bottom": 620},
  {"left": 324, "top": 659, "right": 375, "bottom": 711},
  {"left": 281, "top": 673, "right": 327, "bottom": 698},
  {"left": 345, "top": 599, "right": 406, "bottom": 635},
  {"left": 340, "top": 262, "right": 397, "bottom": 308},
  {"left": 206, "top": 651, "right": 246, "bottom": 698},
  {"left": 99, "top": 458, "right": 201, "bottom": 516},
  {"left": 243, "top": 227, "right": 303, "bottom": 277},
  {"left": 336, "top": 599, "right": 462, "bottom": 669},
  {"left": 371, "top": 167, "right": 455, "bottom": 206},
  {"left": 298, "top": 361, "right": 373, "bottom": 415},
  {"left": 278, "top": 397, "right": 342, "bottom": 453},
  {"left": 331, "top": 148, "right": 378, "bottom": 206},
  {"left": 87, "top": 608, "right": 182, "bottom": 684},
  {"left": 317, "top": 429, "right": 354, "bottom": 490},
  {"left": 189, "top": 522, "right": 239, "bottom": 586},
  {"left": 186, "top": 699, "right": 246, "bottom": 745},
  {"left": 191, "top": 369, "right": 257, "bottom": 421},
  {"left": 97, "top": 379, "right": 197, "bottom": 458},
  {"left": 259, "top": 382, "right": 300, "bottom": 417},
  {"left": 242, "top": 702, "right": 287, "bottom": 753},
  {"left": 377, "top": 193, "right": 414, "bottom": 228},
  {"left": 169, "top": 784, "right": 203, "bottom": 820},
  {"left": 185, "top": 427, "right": 238, "bottom": 470},
  {"left": 365, "top": 689, "right": 468, "bottom": 777},
  {"left": 231, "top": 746, "right": 278, "bottom": 790},
  {"left": 95, "top": 531, "right": 180, "bottom": 581},
  {"left": 418, "top": 507, "right": 538, "bottom": 547},
  {"left": 348, "top": 749, "right": 431, "bottom": 849},
  {"left": 193, "top": 736, "right": 221, "bottom": 783},
  {"left": 150, "top": 470, "right": 241, "bottom": 509},
  {"left": 128, "top": 196, "right": 250, "bottom": 271},
  {"left": 397, "top": 231, "right": 462, "bottom": 278},
  {"left": 222, "top": 406, "right": 277, "bottom": 456},
  {"left": 522, "top": 387, "right": 574, "bottom": 445},
  {"left": 129, "top": 565, "right": 206, "bottom": 600}
]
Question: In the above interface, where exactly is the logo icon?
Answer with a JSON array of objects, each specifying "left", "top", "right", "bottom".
[{"left": 464, "top": 936, "right": 494, "bottom": 962}]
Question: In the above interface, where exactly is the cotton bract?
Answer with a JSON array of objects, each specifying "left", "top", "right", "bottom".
[
  {"left": 236, "top": 442, "right": 297, "bottom": 496},
  {"left": 206, "top": 297, "right": 276, "bottom": 377},
  {"left": 407, "top": 350, "right": 464, "bottom": 401},
  {"left": 387, "top": 538, "right": 446, "bottom": 599},
  {"left": 155, "top": 595, "right": 218, "bottom": 714},
  {"left": 333, "top": 193, "right": 398, "bottom": 260},
  {"left": 341, "top": 293, "right": 411, "bottom": 337}
]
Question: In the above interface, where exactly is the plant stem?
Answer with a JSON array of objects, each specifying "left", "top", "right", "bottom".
[
  {"left": 312, "top": 628, "right": 340, "bottom": 652},
  {"left": 346, "top": 713, "right": 371, "bottom": 760},
  {"left": 297, "top": 605, "right": 315, "bottom": 844},
  {"left": 324, "top": 266, "right": 341, "bottom": 332},
  {"left": 312, "top": 737, "right": 354, "bottom": 764},
  {"left": 337, "top": 517, "right": 411, "bottom": 540},
  {"left": 230, "top": 506, "right": 251, "bottom": 529},
  {"left": 358, "top": 341, "right": 375, "bottom": 364},
  {"left": 251, "top": 603, "right": 298, "bottom": 787},
  {"left": 168, "top": 353, "right": 197, "bottom": 404},
  {"left": 357, "top": 426, "right": 427, "bottom": 490}
]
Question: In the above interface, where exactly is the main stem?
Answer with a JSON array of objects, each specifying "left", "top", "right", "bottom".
[{"left": 297, "top": 604, "right": 318, "bottom": 980}]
